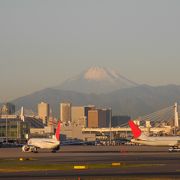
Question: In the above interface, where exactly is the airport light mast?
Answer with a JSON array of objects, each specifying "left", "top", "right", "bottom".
[
  {"left": 5, "top": 106, "right": 8, "bottom": 143},
  {"left": 109, "top": 109, "right": 112, "bottom": 145}
]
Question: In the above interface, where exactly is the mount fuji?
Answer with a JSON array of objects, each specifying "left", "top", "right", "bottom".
[
  {"left": 55, "top": 67, "right": 138, "bottom": 93},
  {"left": 11, "top": 67, "right": 180, "bottom": 118}
]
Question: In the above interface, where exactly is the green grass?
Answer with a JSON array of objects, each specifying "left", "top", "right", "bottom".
[{"left": 0, "top": 159, "right": 165, "bottom": 172}]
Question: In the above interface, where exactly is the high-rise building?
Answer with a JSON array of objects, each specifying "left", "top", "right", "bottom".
[
  {"left": 84, "top": 105, "right": 95, "bottom": 127},
  {"left": 71, "top": 106, "right": 86, "bottom": 127},
  {"left": 88, "top": 109, "right": 107, "bottom": 128},
  {"left": 38, "top": 102, "right": 50, "bottom": 125},
  {"left": 102, "top": 108, "right": 112, "bottom": 127},
  {"left": 60, "top": 102, "right": 71, "bottom": 123}
]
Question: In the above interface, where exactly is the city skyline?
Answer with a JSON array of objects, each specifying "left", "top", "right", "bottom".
[{"left": 1, "top": 0, "right": 180, "bottom": 101}]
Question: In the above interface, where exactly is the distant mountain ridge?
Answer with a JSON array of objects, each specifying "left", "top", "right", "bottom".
[
  {"left": 11, "top": 84, "right": 180, "bottom": 119},
  {"left": 54, "top": 67, "right": 138, "bottom": 94}
]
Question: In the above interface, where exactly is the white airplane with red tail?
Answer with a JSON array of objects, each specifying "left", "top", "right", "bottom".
[
  {"left": 22, "top": 122, "right": 61, "bottom": 153},
  {"left": 128, "top": 120, "right": 180, "bottom": 148}
]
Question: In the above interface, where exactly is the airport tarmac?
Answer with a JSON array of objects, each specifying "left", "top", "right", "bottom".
[{"left": 0, "top": 146, "right": 180, "bottom": 179}]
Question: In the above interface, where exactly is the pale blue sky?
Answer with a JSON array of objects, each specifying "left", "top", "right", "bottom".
[{"left": 0, "top": 0, "right": 180, "bottom": 101}]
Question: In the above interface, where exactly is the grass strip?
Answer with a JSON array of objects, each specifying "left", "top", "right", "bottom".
[{"left": 0, "top": 163, "right": 165, "bottom": 173}]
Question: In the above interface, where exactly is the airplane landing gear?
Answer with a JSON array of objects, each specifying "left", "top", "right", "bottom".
[{"left": 51, "top": 150, "right": 57, "bottom": 153}]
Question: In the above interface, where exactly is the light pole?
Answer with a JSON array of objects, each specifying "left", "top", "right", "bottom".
[
  {"left": 109, "top": 109, "right": 112, "bottom": 145},
  {"left": 5, "top": 109, "right": 8, "bottom": 143}
]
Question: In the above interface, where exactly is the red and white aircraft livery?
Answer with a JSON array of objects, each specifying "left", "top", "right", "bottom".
[
  {"left": 128, "top": 120, "right": 180, "bottom": 148},
  {"left": 22, "top": 122, "right": 61, "bottom": 153}
]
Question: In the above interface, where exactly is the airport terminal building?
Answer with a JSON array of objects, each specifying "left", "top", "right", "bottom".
[{"left": 0, "top": 117, "right": 29, "bottom": 143}]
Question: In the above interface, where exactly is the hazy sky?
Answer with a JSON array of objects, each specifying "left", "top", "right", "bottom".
[{"left": 0, "top": 0, "right": 180, "bottom": 101}]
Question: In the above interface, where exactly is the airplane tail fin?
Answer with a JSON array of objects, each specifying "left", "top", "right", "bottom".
[
  {"left": 55, "top": 121, "right": 61, "bottom": 141},
  {"left": 128, "top": 120, "right": 142, "bottom": 139}
]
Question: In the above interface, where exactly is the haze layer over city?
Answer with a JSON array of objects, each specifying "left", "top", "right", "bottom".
[
  {"left": 0, "top": 1, "right": 180, "bottom": 179},
  {"left": 1, "top": 0, "right": 180, "bottom": 102}
]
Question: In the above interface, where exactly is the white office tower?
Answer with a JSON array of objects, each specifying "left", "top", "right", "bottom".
[
  {"left": 20, "top": 106, "right": 25, "bottom": 122},
  {"left": 60, "top": 102, "right": 71, "bottom": 124}
]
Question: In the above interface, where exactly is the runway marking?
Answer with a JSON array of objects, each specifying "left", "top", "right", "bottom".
[
  {"left": 112, "top": 162, "right": 121, "bottom": 166},
  {"left": 19, "top": 158, "right": 24, "bottom": 161},
  {"left": 74, "top": 165, "right": 88, "bottom": 170}
]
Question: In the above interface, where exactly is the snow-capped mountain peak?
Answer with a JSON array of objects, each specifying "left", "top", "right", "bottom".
[
  {"left": 55, "top": 66, "right": 138, "bottom": 94},
  {"left": 84, "top": 67, "right": 113, "bottom": 81}
]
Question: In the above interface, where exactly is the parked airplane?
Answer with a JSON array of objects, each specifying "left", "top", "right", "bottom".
[
  {"left": 128, "top": 120, "right": 180, "bottom": 148},
  {"left": 22, "top": 122, "right": 61, "bottom": 153}
]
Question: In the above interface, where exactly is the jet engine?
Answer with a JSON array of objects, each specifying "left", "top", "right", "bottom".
[{"left": 22, "top": 145, "right": 38, "bottom": 153}]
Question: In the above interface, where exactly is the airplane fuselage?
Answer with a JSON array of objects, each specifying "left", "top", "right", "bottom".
[
  {"left": 28, "top": 138, "right": 60, "bottom": 149},
  {"left": 131, "top": 136, "right": 180, "bottom": 146}
]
